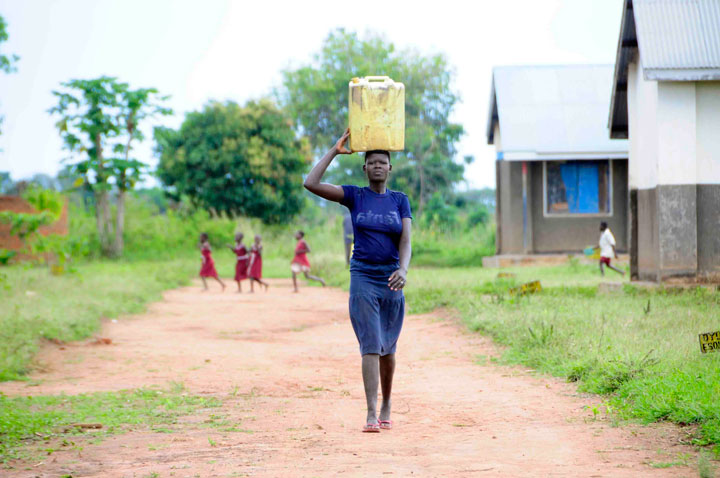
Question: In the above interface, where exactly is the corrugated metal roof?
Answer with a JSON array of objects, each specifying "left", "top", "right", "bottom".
[
  {"left": 487, "top": 65, "right": 628, "bottom": 160},
  {"left": 635, "top": 0, "right": 720, "bottom": 80}
]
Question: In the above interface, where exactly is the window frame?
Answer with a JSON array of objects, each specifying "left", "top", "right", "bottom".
[{"left": 542, "top": 159, "right": 614, "bottom": 218}]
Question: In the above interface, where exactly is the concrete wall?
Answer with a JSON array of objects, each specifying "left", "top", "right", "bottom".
[
  {"left": 698, "top": 184, "right": 720, "bottom": 278},
  {"left": 529, "top": 160, "right": 628, "bottom": 253},
  {"left": 696, "top": 82, "right": 720, "bottom": 279},
  {"left": 496, "top": 160, "right": 524, "bottom": 254},
  {"left": 635, "top": 188, "right": 658, "bottom": 281}
]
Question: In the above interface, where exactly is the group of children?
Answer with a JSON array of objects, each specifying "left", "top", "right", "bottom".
[{"left": 198, "top": 230, "right": 325, "bottom": 293}]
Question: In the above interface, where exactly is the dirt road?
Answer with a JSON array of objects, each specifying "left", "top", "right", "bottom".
[{"left": 2, "top": 279, "right": 695, "bottom": 477}]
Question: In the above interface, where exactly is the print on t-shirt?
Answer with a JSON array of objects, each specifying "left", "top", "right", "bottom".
[{"left": 356, "top": 210, "right": 401, "bottom": 228}]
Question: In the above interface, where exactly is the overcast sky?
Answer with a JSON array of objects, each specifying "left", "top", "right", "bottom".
[{"left": 0, "top": 0, "right": 624, "bottom": 189}]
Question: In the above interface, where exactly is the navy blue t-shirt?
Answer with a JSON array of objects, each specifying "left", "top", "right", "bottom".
[{"left": 341, "top": 185, "right": 412, "bottom": 265}]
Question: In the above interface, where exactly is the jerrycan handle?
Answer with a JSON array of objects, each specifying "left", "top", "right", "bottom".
[{"left": 365, "top": 76, "right": 391, "bottom": 82}]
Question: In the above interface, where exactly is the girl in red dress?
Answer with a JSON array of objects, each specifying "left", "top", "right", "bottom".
[
  {"left": 228, "top": 232, "right": 250, "bottom": 293},
  {"left": 247, "top": 234, "right": 269, "bottom": 292},
  {"left": 291, "top": 230, "right": 326, "bottom": 293},
  {"left": 199, "top": 233, "right": 225, "bottom": 291}
]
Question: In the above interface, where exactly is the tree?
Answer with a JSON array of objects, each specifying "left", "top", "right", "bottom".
[
  {"left": 112, "top": 87, "right": 171, "bottom": 255},
  {"left": 0, "top": 14, "right": 19, "bottom": 137},
  {"left": 49, "top": 77, "right": 170, "bottom": 256},
  {"left": 278, "top": 29, "right": 471, "bottom": 213},
  {"left": 155, "top": 99, "right": 309, "bottom": 223}
]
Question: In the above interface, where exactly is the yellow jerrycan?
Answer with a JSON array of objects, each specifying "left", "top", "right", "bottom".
[{"left": 348, "top": 76, "right": 405, "bottom": 152}]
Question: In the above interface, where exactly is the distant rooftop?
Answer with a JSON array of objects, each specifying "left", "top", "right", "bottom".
[{"left": 487, "top": 65, "right": 628, "bottom": 161}]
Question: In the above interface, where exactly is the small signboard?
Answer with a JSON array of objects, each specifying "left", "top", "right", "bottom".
[
  {"left": 509, "top": 280, "right": 542, "bottom": 296},
  {"left": 497, "top": 272, "right": 516, "bottom": 279},
  {"left": 699, "top": 331, "right": 720, "bottom": 353}
]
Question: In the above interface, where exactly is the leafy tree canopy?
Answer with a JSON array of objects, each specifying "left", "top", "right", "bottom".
[
  {"left": 0, "top": 14, "right": 18, "bottom": 74},
  {"left": 278, "top": 28, "right": 470, "bottom": 211},
  {"left": 49, "top": 76, "right": 171, "bottom": 256},
  {"left": 0, "top": 14, "right": 19, "bottom": 138},
  {"left": 155, "top": 99, "right": 310, "bottom": 224}
]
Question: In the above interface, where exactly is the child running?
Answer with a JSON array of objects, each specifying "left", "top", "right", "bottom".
[
  {"left": 228, "top": 232, "right": 250, "bottom": 293},
  {"left": 247, "top": 234, "right": 269, "bottom": 292},
  {"left": 599, "top": 222, "right": 625, "bottom": 276},
  {"left": 199, "top": 232, "right": 225, "bottom": 291},
  {"left": 291, "top": 230, "right": 326, "bottom": 293}
]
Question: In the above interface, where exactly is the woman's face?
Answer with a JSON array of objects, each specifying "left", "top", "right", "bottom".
[{"left": 364, "top": 153, "right": 391, "bottom": 182}]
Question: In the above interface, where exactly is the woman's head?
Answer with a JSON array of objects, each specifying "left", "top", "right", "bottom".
[
  {"left": 295, "top": 230, "right": 305, "bottom": 240},
  {"left": 200, "top": 232, "right": 209, "bottom": 242},
  {"left": 363, "top": 150, "right": 391, "bottom": 183},
  {"left": 235, "top": 232, "right": 244, "bottom": 242},
  {"left": 254, "top": 234, "right": 262, "bottom": 243}
]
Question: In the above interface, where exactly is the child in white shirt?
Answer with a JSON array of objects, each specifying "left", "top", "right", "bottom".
[{"left": 599, "top": 222, "right": 625, "bottom": 276}]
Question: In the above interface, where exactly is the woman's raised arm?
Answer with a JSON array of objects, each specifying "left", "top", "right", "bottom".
[{"left": 303, "top": 129, "right": 352, "bottom": 203}]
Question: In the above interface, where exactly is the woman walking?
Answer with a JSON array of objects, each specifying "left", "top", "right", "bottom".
[{"left": 304, "top": 129, "right": 412, "bottom": 433}]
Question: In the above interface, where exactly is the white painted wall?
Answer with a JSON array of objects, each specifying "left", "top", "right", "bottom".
[
  {"left": 629, "top": 61, "right": 659, "bottom": 190},
  {"left": 696, "top": 82, "right": 720, "bottom": 185},
  {"left": 657, "top": 82, "right": 697, "bottom": 185},
  {"left": 494, "top": 123, "right": 503, "bottom": 153}
]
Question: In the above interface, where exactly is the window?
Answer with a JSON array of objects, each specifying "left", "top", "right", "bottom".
[{"left": 545, "top": 160, "right": 611, "bottom": 215}]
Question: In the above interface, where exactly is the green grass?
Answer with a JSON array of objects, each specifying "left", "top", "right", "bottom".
[
  {"left": 7, "top": 194, "right": 720, "bottom": 460},
  {"left": 0, "top": 258, "right": 197, "bottom": 381},
  {"left": 322, "top": 259, "right": 720, "bottom": 454},
  {"left": 393, "top": 263, "right": 720, "bottom": 455},
  {"left": 0, "top": 383, "right": 221, "bottom": 462}
]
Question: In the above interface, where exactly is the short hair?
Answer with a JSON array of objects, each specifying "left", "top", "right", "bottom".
[
  {"left": 364, "top": 150, "right": 391, "bottom": 163},
  {"left": 297, "top": 230, "right": 305, "bottom": 237},
  {"left": 200, "top": 232, "right": 209, "bottom": 240},
  {"left": 600, "top": 222, "right": 608, "bottom": 230}
]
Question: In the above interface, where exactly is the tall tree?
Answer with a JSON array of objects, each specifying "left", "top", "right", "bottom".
[
  {"left": 155, "top": 99, "right": 309, "bottom": 223},
  {"left": 278, "top": 29, "right": 471, "bottom": 213},
  {"left": 0, "top": 14, "right": 19, "bottom": 138},
  {"left": 112, "top": 87, "right": 171, "bottom": 255},
  {"left": 49, "top": 77, "right": 170, "bottom": 256}
]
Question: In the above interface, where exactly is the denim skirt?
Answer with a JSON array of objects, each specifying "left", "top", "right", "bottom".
[{"left": 349, "top": 259, "right": 405, "bottom": 356}]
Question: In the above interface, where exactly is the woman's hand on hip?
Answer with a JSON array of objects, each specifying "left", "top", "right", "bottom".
[{"left": 388, "top": 268, "right": 407, "bottom": 291}]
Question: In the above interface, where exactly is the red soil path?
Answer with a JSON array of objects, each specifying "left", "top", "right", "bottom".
[{"left": 1, "top": 279, "right": 696, "bottom": 477}]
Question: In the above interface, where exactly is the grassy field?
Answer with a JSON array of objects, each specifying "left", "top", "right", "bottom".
[
  {"left": 401, "top": 264, "right": 720, "bottom": 455},
  {"left": 2, "top": 196, "right": 719, "bottom": 460},
  {"left": 0, "top": 382, "right": 222, "bottom": 463},
  {"left": 3, "top": 255, "right": 720, "bottom": 459}
]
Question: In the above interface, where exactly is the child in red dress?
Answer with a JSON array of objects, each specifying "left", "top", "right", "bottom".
[
  {"left": 228, "top": 232, "right": 250, "bottom": 293},
  {"left": 291, "top": 230, "right": 326, "bottom": 293},
  {"left": 199, "top": 233, "right": 225, "bottom": 291},
  {"left": 247, "top": 234, "right": 269, "bottom": 293}
]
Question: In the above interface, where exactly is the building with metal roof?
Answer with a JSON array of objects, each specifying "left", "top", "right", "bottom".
[
  {"left": 609, "top": 0, "right": 720, "bottom": 282},
  {"left": 486, "top": 65, "right": 629, "bottom": 258}
]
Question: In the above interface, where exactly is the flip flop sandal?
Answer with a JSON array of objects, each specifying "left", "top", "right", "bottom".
[
  {"left": 362, "top": 422, "right": 381, "bottom": 433},
  {"left": 379, "top": 420, "right": 393, "bottom": 430}
]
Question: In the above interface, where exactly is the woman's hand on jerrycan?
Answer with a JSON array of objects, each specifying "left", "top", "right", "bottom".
[{"left": 334, "top": 128, "right": 352, "bottom": 154}]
